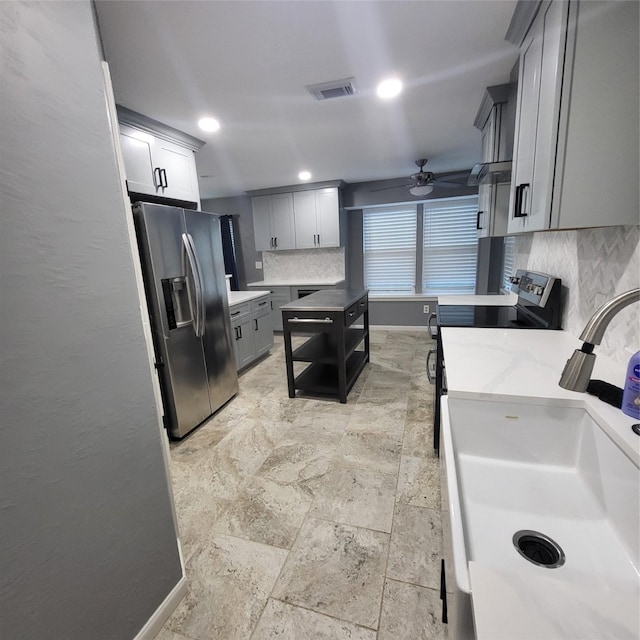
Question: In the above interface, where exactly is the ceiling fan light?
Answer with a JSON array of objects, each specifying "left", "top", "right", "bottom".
[{"left": 410, "top": 184, "right": 434, "bottom": 196}]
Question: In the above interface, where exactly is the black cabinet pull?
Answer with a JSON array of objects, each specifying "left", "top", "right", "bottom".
[
  {"left": 238, "top": 326, "right": 242, "bottom": 339},
  {"left": 234, "top": 326, "right": 239, "bottom": 340},
  {"left": 514, "top": 183, "right": 530, "bottom": 218},
  {"left": 254, "top": 318, "right": 258, "bottom": 331},
  {"left": 317, "top": 234, "right": 320, "bottom": 245},
  {"left": 476, "top": 210, "right": 484, "bottom": 230},
  {"left": 274, "top": 237, "right": 278, "bottom": 248},
  {"left": 153, "top": 167, "right": 162, "bottom": 189},
  {"left": 161, "top": 169, "right": 168, "bottom": 188}
]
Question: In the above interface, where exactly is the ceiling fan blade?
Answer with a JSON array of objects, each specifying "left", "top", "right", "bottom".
[
  {"left": 436, "top": 172, "right": 470, "bottom": 181},
  {"left": 434, "top": 180, "right": 464, "bottom": 188},
  {"left": 370, "top": 182, "right": 412, "bottom": 192}
]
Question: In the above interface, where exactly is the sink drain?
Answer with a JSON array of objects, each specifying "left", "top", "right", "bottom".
[{"left": 513, "top": 530, "right": 565, "bottom": 568}]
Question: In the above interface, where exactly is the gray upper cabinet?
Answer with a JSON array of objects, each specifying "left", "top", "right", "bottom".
[
  {"left": 474, "top": 84, "right": 514, "bottom": 238},
  {"left": 507, "top": 0, "right": 639, "bottom": 233},
  {"left": 293, "top": 187, "right": 340, "bottom": 249},
  {"left": 253, "top": 186, "right": 342, "bottom": 251},
  {"left": 119, "top": 123, "right": 201, "bottom": 205},
  {"left": 251, "top": 193, "right": 296, "bottom": 251}
]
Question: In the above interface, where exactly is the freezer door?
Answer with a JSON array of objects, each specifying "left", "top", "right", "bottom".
[
  {"left": 134, "top": 203, "right": 212, "bottom": 437},
  {"left": 185, "top": 211, "right": 239, "bottom": 411}
]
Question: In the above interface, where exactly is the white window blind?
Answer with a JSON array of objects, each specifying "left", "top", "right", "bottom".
[
  {"left": 422, "top": 196, "right": 478, "bottom": 295},
  {"left": 363, "top": 205, "right": 417, "bottom": 294},
  {"left": 502, "top": 236, "right": 516, "bottom": 292}
]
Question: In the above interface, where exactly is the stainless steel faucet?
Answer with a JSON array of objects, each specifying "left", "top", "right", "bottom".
[{"left": 559, "top": 288, "right": 640, "bottom": 391}]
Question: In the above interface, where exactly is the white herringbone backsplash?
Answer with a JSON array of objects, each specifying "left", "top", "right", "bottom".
[
  {"left": 514, "top": 225, "right": 640, "bottom": 367},
  {"left": 263, "top": 247, "right": 345, "bottom": 281}
]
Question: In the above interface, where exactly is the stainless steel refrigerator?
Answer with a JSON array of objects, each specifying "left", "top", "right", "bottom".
[{"left": 133, "top": 203, "right": 239, "bottom": 438}]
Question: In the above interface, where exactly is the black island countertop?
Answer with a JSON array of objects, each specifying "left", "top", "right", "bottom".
[{"left": 280, "top": 288, "right": 368, "bottom": 312}]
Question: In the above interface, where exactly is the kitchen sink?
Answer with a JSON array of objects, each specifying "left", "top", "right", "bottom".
[{"left": 441, "top": 396, "right": 640, "bottom": 639}]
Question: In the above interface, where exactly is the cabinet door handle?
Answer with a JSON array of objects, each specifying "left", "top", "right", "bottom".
[
  {"left": 238, "top": 325, "right": 243, "bottom": 339},
  {"left": 153, "top": 167, "right": 162, "bottom": 189},
  {"left": 258, "top": 301, "right": 267, "bottom": 306},
  {"left": 254, "top": 318, "right": 258, "bottom": 331},
  {"left": 161, "top": 169, "right": 168, "bottom": 188},
  {"left": 476, "top": 211, "right": 484, "bottom": 230},
  {"left": 234, "top": 326, "right": 240, "bottom": 340},
  {"left": 270, "top": 300, "right": 273, "bottom": 310},
  {"left": 514, "top": 183, "right": 530, "bottom": 218},
  {"left": 274, "top": 237, "right": 278, "bottom": 248},
  {"left": 317, "top": 234, "right": 320, "bottom": 245},
  {"left": 231, "top": 310, "right": 241, "bottom": 317}
]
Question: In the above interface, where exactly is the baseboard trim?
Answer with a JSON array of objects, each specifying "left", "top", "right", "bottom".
[
  {"left": 133, "top": 574, "right": 188, "bottom": 640},
  {"left": 370, "top": 325, "right": 429, "bottom": 332}
]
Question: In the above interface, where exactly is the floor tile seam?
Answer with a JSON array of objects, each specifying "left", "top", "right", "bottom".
[
  {"left": 265, "top": 596, "right": 381, "bottom": 633},
  {"left": 375, "top": 443, "right": 405, "bottom": 637},
  {"left": 306, "top": 513, "right": 394, "bottom": 538},
  {"left": 264, "top": 505, "right": 318, "bottom": 607},
  {"left": 382, "top": 575, "right": 442, "bottom": 596}
]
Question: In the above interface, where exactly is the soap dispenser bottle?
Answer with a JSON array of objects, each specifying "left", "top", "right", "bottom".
[{"left": 622, "top": 351, "right": 640, "bottom": 419}]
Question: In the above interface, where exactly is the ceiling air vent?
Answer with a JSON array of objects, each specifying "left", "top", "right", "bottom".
[{"left": 306, "top": 78, "right": 358, "bottom": 101}]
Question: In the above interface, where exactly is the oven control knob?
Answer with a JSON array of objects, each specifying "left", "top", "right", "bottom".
[{"left": 510, "top": 276, "right": 520, "bottom": 284}]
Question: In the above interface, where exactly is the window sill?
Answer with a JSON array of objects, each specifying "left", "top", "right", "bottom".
[{"left": 368, "top": 293, "right": 437, "bottom": 302}]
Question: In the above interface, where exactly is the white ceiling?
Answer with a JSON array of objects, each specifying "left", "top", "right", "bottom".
[{"left": 95, "top": 0, "right": 519, "bottom": 199}]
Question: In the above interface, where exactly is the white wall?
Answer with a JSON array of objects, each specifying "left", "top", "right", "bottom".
[
  {"left": 0, "top": 2, "right": 182, "bottom": 637},
  {"left": 514, "top": 225, "right": 640, "bottom": 367}
]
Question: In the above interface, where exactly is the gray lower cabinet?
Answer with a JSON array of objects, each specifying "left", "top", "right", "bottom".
[
  {"left": 268, "top": 286, "right": 293, "bottom": 332},
  {"left": 229, "top": 294, "right": 273, "bottom": 371}
]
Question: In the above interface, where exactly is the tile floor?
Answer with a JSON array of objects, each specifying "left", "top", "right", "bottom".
[{"left": 159, "top": 330, "right": 446, "bottom": 640}]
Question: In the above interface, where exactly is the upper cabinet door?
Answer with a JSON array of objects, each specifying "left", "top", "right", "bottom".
[
  {"left": 251, "top": 195, "right": 273, "bottom": 251},
  {"left": 154, "top": 140, "right": 199, "bottom": 203},
  {"left": 119, "top": 125, "right": 159, "bottom": 196},
  {"left": 315, "top": 188, "right": 340, "bottom": 248},
  {"left": 270, "top": 193, "right": 295, "bottom": 250},
  {"left": 293, "top": 191, "right": 317, "bottom": 249}
]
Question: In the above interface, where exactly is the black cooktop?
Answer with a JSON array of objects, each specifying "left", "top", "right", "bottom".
[{"left": 437, "top": 304, "right": 549, "bottom": 329}]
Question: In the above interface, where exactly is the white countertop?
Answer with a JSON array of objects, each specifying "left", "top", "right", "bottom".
[
  {"left": 441, "top": 328, "right": 640, "bottom": 640},
  {"left": 437, "top": 292, "right": 517, "bottom": 306},
  {"left": 247, "top": 278, "right": 345, "bottom": 287},
  {"left": 228, "top": 290, "right": 270, "bottom": 306},
  {"left": 441, "top": 327, "right": 639, "bottom": 464}
]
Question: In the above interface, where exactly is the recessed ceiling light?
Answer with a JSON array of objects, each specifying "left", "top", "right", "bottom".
[
  {"left": 298, "top": 170, "right": 312, "bottom": 181},
  {"left": 376, "top": 78, "right": 403, "bottom": 99},
  {"left": 198, "top": 117, "right": 220, "bottom": 132}
]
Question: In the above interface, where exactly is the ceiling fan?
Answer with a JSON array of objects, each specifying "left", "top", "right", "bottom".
[{"left": 373, "top": 159, "right": 468, "bottom": 196}]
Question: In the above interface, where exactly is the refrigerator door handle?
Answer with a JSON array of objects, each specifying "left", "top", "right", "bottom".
[
  {"left": 182, "top": 233, "right": 204, "bottom": 337},
  {"left": 187, "top": 233, "right": 207, "bottom": 337}
]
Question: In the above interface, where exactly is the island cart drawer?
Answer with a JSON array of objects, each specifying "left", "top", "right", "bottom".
[
  {"left": 282, "top": 310, "right": 340, "bottom": 334},
  {"left": 345, "top": 293, "right": 368, "bottom": 327}
]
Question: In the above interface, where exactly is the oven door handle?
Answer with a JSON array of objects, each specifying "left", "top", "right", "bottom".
[
  {"left": 426, "top": 347, "right": 436, "bottom": 383},
  {"left": 428, "top": 312, "right": 438, "bottom": 339}
]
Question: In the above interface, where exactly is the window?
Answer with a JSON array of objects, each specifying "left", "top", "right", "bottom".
[
  {"left": 422, "top": 196, "right": 478, "bottom": 295},
  {"left": 502, "top": 236, "right": 516, "bottom": 292},
  {"left": 363, "top": 205, "right": 417, "bottom": 294}
]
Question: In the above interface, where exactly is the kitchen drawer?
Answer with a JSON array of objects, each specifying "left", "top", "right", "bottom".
[
  {"left": 229, "top": 302, "right": 250, "bottom": 321},
  {"left": 345, "top": 294, "right": 368, "bottom": 327},
  {"left": 251, "top": 295, "right": 271, "bottom": 317}
]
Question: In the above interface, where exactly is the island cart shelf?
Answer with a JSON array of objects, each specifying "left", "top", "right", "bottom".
[{"left": 281, "top": 289, "right": 369, "bottom": 403}]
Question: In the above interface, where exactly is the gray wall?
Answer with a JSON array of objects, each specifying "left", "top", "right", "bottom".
[
  {"left": 1, "top": 3, "right": 182, "bottom": 638},
  {"left": 202, "top": 195, "right": 262, "bottom": 287}
]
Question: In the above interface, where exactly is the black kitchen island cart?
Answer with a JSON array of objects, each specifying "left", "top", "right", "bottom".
[{"left": 281, "top": 289, "right": 369, "bottom": 403}]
